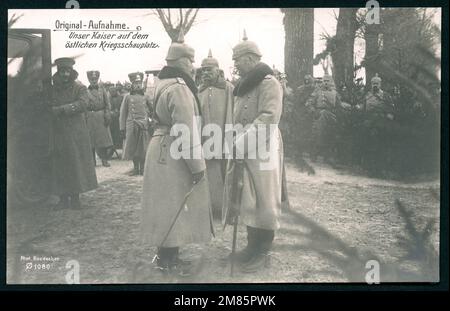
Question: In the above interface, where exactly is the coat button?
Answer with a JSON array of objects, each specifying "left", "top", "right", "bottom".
[{"left": 244, "top": 105, "right": 248, "bottom": 109}]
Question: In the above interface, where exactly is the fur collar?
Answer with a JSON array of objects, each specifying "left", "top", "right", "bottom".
[
  {"left": 199, "top": 76, "right": 227, "bottom": 93},
  {"left": 233, "top": 62, "right": 273, "bottom": 97},
  {"left": 52, "top": 69, "right": 79, "bottom": 88}
]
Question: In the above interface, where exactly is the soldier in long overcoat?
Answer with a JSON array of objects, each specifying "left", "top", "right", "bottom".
[
  {"left": 357, "top": 74, "right": 395, "bottom": 175},
  {"left": 198, "top": 49, "right": 234, "bottom": 219},
  {"left": 222, "top": 32, "right": 284, "bottom": 273},
  {"left": 86, "top": 70, "right": 113, "bottom": 167},
  {"left": 140, "top": 32, "right": 212, "bottom": 274},
  {"left": 119, "top": 72, "right": 152, "bottom": 175},
  {"left": 50, "top": 57, "right": 98, "bottom": 209},
  {"left": 293, "top": 75, "right": 315, "bottom": 157},
  {"left": 306, "top": 74, "right": 342, "bottom": 162},
  {"left": 108, "top": 85, "right": 124, "bottom": 152}
]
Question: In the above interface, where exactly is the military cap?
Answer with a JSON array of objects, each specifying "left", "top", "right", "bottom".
[
  {"left": 54, "top": 57, "right": 75, "bottom": 68},
  {"left": 128, "top": 72, "right": 144, "bottom": 83},
  {"left": 371, "top": 73, "right": 382, "bottom": 83},
  {"left": 232, "top": 30, "right": 262, "bottom": 60},
  {"left": 165, "top": 28, "right": 195, "bottom": 62},
  {"left": 201, "top": 49, "right": 219, "bottom": 68}
]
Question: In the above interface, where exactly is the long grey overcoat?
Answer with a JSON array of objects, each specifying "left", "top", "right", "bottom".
[
  {"left": 50, "top": 72, "right": 98, "bottom": 195},
  {"left": 141, "top": 77, "right": 212, "bottom": 247},
  {"left": 223, "top": 74, "right": 284, "bottom": 231}
]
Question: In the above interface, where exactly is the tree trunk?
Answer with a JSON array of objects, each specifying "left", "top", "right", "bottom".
[
  {"left": 282, "top": 8, "right": 314, "bottom": 88},
  {"left": 331, "top": 8, "right": 358, "bottom": 90},
  {"left": 364, "top": 22, "right": 381, "bottom": 83}
]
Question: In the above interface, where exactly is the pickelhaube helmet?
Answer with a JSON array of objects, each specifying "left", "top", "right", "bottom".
[
  {"left": 165, "top": 28, "right": 195, "bottom": 62},
  {"left": 87, "top": 70, "right": 100, "bottom": 79},
  {"left": 232, "top": 29, "right": 262, "bottom": 60},
  {"left": 201, "top": 49, "right": 219, "bottom": 68},
  {"left": 371, "top": 73, "right": 382, "bottom": 83}
]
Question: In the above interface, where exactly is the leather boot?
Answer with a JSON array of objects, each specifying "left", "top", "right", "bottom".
[
  {"left": 241, "top": 228, "right": 274, "bottom": 273},
  {"left": 139, "top": 160, "right": 145, "bottom": 175},
  {"left": 55, "top": 195, "right": 69, "bottom": 210},
  {"left": 229, "top": 226, "right": 258, "bottom": 264},
  {"left": 128, "top": 159, "right": 140, "bottom": 176},
  {"left": 155, "top": 247, "right": 179, "bottom": 274}
]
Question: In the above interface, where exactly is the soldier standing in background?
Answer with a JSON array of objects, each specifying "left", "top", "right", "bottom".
[
  {"left": 293, "top": 74, "right": 316, "bottom": 161},
  {"left": 306, "top": 74, "right": 342, "bottom": 162},
  {"left": 358, "top": 74, "right": 395, "bottom": 176},
  {"left": 86, "top": 70, "right": 113, "bottom": 167},
  {"left": 198, "top": 49, "right": 234, "bottom": 219},
  {"left": 50, "top": 58, "right": 98, "bottom": 209},
  {"left": 109, "top": 84, "right": 124, "bottom": 154},
  {"left": 119, "top": 72, "right": 152, "bottom": 176}
]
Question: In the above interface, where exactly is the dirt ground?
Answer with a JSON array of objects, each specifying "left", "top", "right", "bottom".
[{"left": 7, "top": 154, "right": 440, "bottom": 284}]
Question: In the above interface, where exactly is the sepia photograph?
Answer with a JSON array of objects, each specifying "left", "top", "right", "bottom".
[{"left": 6, "top": 5, "right": 441, "bottom": 285}]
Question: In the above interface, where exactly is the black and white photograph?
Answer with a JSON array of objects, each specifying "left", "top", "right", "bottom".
[{"left": 6, "top": 4, "right": 442, "bottom": 285}]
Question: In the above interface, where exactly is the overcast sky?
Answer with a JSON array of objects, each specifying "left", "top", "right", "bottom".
[{"left": 8, "top": 8, "right": 441, "bottom": 85}]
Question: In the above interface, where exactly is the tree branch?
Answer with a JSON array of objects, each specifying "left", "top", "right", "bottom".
[{"left": 185, "top": 9, "right": 199, "bottom": 33}]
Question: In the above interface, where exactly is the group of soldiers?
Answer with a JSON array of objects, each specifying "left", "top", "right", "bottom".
[
  {"left": 49, "top": 30, "right": 284, "bottom": 276},
  {"left": 48, "top": 25, "right": 398, "bottom": 277},
  {"left": 280, "top": 69, "right": 396, "bottom": 176},
  {"left": 50, "top": 57, "right": 154, "bottom": 209}
]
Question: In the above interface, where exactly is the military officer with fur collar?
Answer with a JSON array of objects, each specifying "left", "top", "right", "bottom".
[{"left": 223, "top": 31, "right": 284, "bottom": 273}]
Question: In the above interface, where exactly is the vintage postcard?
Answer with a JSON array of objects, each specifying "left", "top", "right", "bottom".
[{"left": 6, "top": 4, "right": 441, "bottom": 285}]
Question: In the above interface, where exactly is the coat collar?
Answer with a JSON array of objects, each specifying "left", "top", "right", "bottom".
[
  {"left": 233, "top": 62, "right": 273, "bottom": 97},
  {"left": 52, "top": 69, "right": 79, "bottom": 88},
  {"left": 198, "top": 76, "right": 227, "bottom": 93},
  {"left": 158, "top": 65, "right": 201, "bottom": 115}
]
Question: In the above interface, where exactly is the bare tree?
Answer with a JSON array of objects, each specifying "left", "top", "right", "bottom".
[{"left": 154, "top": 9, "right": 200, "bottom": 42}]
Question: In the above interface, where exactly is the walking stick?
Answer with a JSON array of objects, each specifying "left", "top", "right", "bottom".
[
  {"left": 227, "top": 160, "right": 244, "bottom": 277},
  {"left": 230, "top": 214, "right": 239, "bottom": 277}
]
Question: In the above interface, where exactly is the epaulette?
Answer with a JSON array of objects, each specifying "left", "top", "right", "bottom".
[{"left": 176, "top": 77, "right": 186, "bottom": 85}]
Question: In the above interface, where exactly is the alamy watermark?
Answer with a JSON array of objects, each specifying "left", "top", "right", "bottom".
[
  {"left": 365, "top": 260, "right": 380, "bottom": 284},
  {"left": 167, "top": 117, "right": 280, "bottom": 170},
  {"left": 365, "top": 0, "right": 380, "bottom": 25}
]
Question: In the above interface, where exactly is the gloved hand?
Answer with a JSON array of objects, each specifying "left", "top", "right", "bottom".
[{"left": 192, "top": 170, "right": 205, "bottom": 185}]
